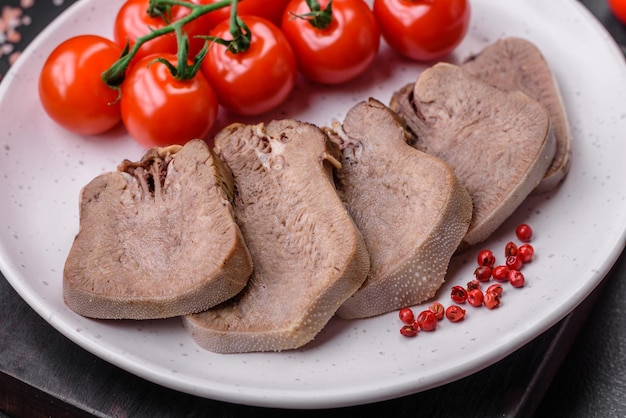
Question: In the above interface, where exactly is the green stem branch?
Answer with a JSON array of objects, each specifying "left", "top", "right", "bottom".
[
  {"left": 101, "top": 0, "right": 234, "bottom": 88},
  {"left": 290, "top": 0, "right": 333, "bottom": 30}
]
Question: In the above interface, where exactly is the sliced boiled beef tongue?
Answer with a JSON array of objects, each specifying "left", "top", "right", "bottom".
[
  {"left": 390, "top": 62, "right": 556, "bottom": 249},
  {"left": 183, "top": 120, "right": 370, "bottom": 353},
  {"left": 461, "top": 37, "right": 572, "bottom": 193},
  {"left": 63, "top": 139, "right": 252, "bottom": 320},
  {"left": 326, "top": 98, "right": 472, "bottom": 319}
]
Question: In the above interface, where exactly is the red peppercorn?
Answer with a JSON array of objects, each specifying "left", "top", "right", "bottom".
[
  {"left": 467, "top": 279, "right": 481, "bottom": 291},
  {"left": 518, "top": 243, "right": 534, "bottom": 263},
  {"left": 492, "top": 265, "right": 510, "bottom": 282},
  {"left": 477, "top": 249, "right": 496, "bottom": 267},
  {"left": 400, "top": 324, "right": 418, "bottom": 337},
  {"left": 509, "top": 270, "right": 525, "bottom": 288},
  {"left": 506, "top": 255, "right": 523, "bottom": 271},
  {"left": 516, "top": 223, "right": 533, "bottom": 242},
  {"left": 467, "top": 288, "right": 484, "bottom": 307},
  {"left": 446, "top": 305, "right": 466, "bottom": 322},
  {"left": 504, "top": 241, "right": 518, "bottom": 257},
  {"left": 416, "top": 310, "right": 438, "bottom": 331},
  {"left": 474, "top": 265, "right": 492, "bottom": 282},
  {"left": 450, "top": 285, "right": 468, "bottom": 304},
  {"left": 429, "top": 302, "right": 445, "bottom": 320},
  {"left": 483, "top": 291, "right": 501, "bottom": 309},
  {"left": 398, "top": 307, "right": 415, "bottom": 324},
  {"left": 486, "top": 283, "right": 503, "bottom": 297}
]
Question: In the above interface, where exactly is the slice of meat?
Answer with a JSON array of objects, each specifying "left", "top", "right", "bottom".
[
  {"left": 183, "top": 120, "right": 370, "bottom": 353},
  {"left": 461, "top": 37, "right": 572, "bottom": 193},
  {"left": 325, "top": 99, "right": 472, "bottom": 319},
  {"left": 390, "top": 63, "right": 556, "bottom": 248},
  {"left": 63, "top": 139, "right": 252, "bottom": 320}
]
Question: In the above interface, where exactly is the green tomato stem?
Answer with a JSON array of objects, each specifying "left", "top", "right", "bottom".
[
  {"left": 289, "top": 0, "right": 333, "bottom": 30},
  {"left": 101, "top": 0, "right": 234, "bottom": 88}
]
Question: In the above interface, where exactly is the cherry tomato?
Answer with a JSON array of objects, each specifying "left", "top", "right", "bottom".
[
  {"left": 201, "top": 16, "right": 297, "bottom": 116},
  {"left": 120, "top": 54, "right": 219, "bottom": 148},
  {"left": 281, "top": 0, "right": 380, "bottom": 84},
  {"left": 39, "top": 35, "right": 122, "bottom": 135},
  {"left": 190, "top": 0, "right": 290, "bottom": 32},
  {"left": 609, "top": 0, "right": 626, "bottom": 24},
  {"left": 373, "top": 0, "right": 471, "bottom": 61},
  {"left": 114, "top": 0, "right": 192, "bottom": 62},
  {"left": 187, "top": 0, "right": 291, "bottom": 57}
]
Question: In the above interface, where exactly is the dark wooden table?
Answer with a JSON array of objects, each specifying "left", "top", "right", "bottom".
[{"left": 1, "top": 1, "right": 625, "bottom": 417}]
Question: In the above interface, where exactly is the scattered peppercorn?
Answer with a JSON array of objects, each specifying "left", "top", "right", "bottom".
[
  {"left": 446, "top": 305, "right": 466, "bottom": 322},
  {"left": 450, "top": 285, "right": 468, "bottom": 304},
  {"left": 506, "top": 254, "right": 523, "bottom": 271},
  {"left": 515, "top": 223, "right": 533, "bottom": 242},
  {"left": 467, "top": 288, "right": 484, "bottom": 307},
  {"left": 467, "top": 279, "right": 481, "bottom": 291},
  {"left": 486, "top": 283, "right": 503, "bottom": 297},
  {"left": 429, "top": 302, "right": 445, "bottom": 320},
  {"left": 416, "top": 310, "right": 438, "bottom": 331},
  {"left": 477, "top": 249, "right": 496, "bottom": 267},
  {"left": 518, "top": 243, "right": 534, "bottom": 263},
  {"left": 483, "top": 291, "right": 501, "bottom": 309},
  {"left": 492, "top": 265, "right": 510, "bottom": 282},
  {"left": 398, "top": 223, "right": 535, "bottom": 338},
  {"left": 504, "top": 241, "right": 518, "bottom": 257},
  {"left": 398, "top": 307, "right": 415, "bottom": 324},
  {"left": 474, "top": 265, "right": 492, "bottom": 282},
  {"left": 508, "top": 270, "right": 525, "bottom": 288},
  {"left": 400, "top": 324, "right": 418, "bottom": 337}
]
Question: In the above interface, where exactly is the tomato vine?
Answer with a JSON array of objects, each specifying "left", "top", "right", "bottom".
[{"left": 102, "top": 0, "right": 236, "bottom": 87}]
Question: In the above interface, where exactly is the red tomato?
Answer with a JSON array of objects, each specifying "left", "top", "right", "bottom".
[
  {"left": 114, "top": 0, "right": 192, "bottom": 62},
  {"left": 373, "top": 0, "right": 470, "bottom": 62},
  {"left": 120, "top": 54, "right": 219, "bottom": 148},
  {"left": 187, "top": 0, "right": 291, "bottom": 57},
  {"left": 281, "top": 0, "right": 380, "bottom": 84},
  {"left": 190, "top": 0, "right": 290, "bottom": 32},
  {"left": 201, "top": 16, "right": 297, "bottom": 116},
  {"left": 609, "top": 0, "right": 626, "bottom": 24},
  {"left": 38, "top": 35, "right": 122, "bottom": 135}
]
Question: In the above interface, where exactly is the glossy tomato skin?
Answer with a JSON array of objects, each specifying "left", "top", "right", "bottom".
[
  {"left": 281, "top": 0, "right": 380, "bottom": 84},
  {"left": 373, "top": 0, "right": 470, "bottom": 62},
  {"left": 120, "top": 54, "right": 219, "bottom": 148},
  {"left": 39, "top": 35, "right": 122, "bottom": 135},
  {"left": 201, "top": 16, "right": 297, "bottom": 116},
  {"left": 188, "top": 0, "right": 291, "bottom": 56},
  {"left": 190, "top": 0, "right": 290, "bottom": 31},
  {"left": 114, "top": 0, "right": 192, "bottom": 62},
  {"left": 609, "top": 0, "right": 626, "bottom": 24}
]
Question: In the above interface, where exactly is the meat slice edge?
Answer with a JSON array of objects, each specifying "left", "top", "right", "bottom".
[
  {"left": 328, "top": 98, "right": 472, "bottom": 319},
  {"left": 461, "top": 37, "right": 572, "bottom": 193},
  {"left": 63, "top": 139, "right": 253, "bottom": 320},
  {"left": 391, "top": 63, "right": 556, "bottom": 248},
  {"left": 183, "top": 120, "right": 370, "bottom": 353}
]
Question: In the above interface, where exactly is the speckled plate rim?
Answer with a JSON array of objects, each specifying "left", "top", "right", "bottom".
[{"left": 1, "top": 0, "right": 625, "bottom": 409}]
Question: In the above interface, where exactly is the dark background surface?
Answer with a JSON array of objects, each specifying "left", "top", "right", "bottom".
[{"left": 1, "top": 0, "right": 625, "bottom": 417}]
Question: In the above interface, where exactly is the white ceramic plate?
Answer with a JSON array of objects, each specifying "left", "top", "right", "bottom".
[{"left": 1, "top": 0, "right": 625, "bottom": 409}]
